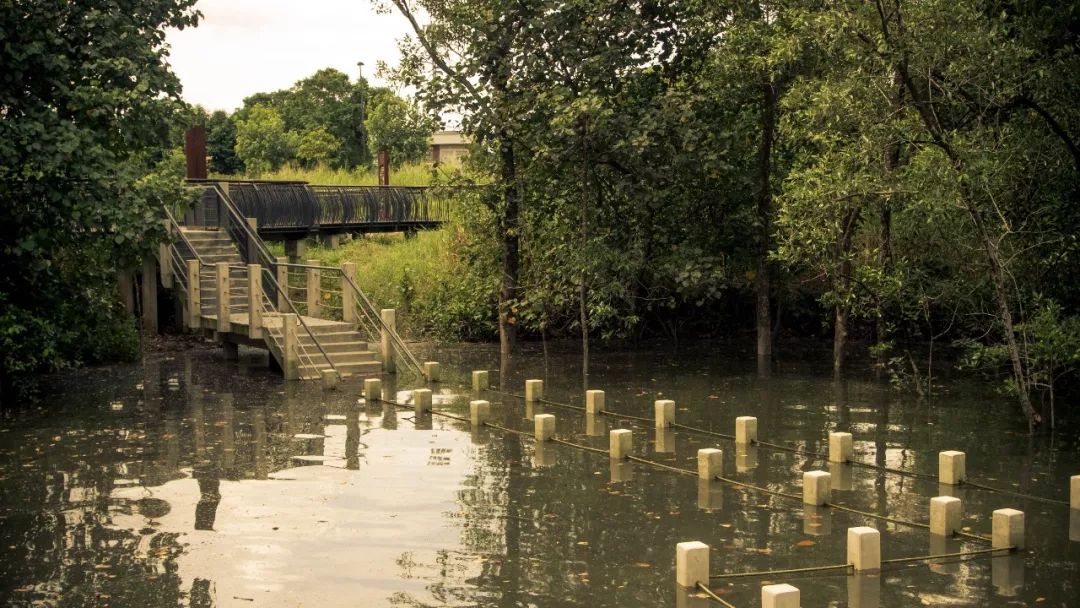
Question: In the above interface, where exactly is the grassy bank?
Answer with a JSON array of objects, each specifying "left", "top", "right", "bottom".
[{"left": 270, "top": 227, "right": 497, "bottom": 340}]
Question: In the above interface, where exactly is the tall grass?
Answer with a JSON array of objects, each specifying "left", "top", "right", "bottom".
[
  {"left": 248, "top": 162, "right": 460, "bottom": 186},
  {"left": 273, "top": 228, "right": 497, "bottom": 340}
]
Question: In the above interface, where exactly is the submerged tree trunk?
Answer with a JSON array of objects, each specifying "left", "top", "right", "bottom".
[
  {"left": 498, "top": 136, "right": 519, "bottom": 359},
  {"left": 833, "top": 208, "right": 859, "bottom": 375},
  {"left": 755, "top": 77, "right": 777, "bottom": 362}
]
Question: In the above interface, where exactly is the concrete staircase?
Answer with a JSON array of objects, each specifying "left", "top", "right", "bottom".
[{"left": 177, "top": 227, "right": 382, "bottom": 379}]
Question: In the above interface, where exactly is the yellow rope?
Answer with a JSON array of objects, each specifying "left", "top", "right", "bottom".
[{"left": 695, "top": 582, "right": 738, "bottom": 608}]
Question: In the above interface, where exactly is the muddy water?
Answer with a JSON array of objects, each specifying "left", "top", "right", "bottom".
[{"left": 1, "top": 342, "right": 1077, "bottom": 607}]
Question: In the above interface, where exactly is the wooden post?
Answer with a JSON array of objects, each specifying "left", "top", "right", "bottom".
[
  {"left": 141, "top": 257, "right": 158, "bottom": 333},
  {"left": 248, "top": 263, "right": 262, "bottom": 339},
  {"left": 342, "top": 262, "right": 357, "bottom": 324},
  {"left": 275, "top": 256, "right": 288, "bottom": 310},
  {"left": 187, "top": 260, "right": 201, "bottom": 328},
  {"left": 282, "top": 313, "right": 299, "bottom": 380},
  {"left": 306, "top": 259, "right": 320, "bottom": 318},
  {"left": 216, "top": 262, "right": 229, "bottom": 333},
  {"left": 118, "top": 269, "right": 136, "bottom": 313},
  {"left": 380, "top": 308, "right": 396, "bottom": 373},
  {"left": 159, "top": 220, "right": 173, "bottom": 289},
  {"left": 246, "top": 217, "right": 258, "bottom": 259}
]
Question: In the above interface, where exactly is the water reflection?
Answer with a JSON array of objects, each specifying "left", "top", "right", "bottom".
[{"left": 1, "top": 343, "right": 1077, "bottom": 607}]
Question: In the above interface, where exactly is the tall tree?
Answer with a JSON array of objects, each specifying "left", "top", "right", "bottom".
[{"left": 0, "top": 0, "right": 199, "bottom": 400}]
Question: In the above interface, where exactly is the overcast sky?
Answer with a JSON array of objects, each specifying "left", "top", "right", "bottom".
[{"left": 166, "top": 0, "right": 415, "bottom": 112}]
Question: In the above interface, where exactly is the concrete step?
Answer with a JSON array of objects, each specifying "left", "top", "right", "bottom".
[
  {"left": 300, "top": 360, "right": 382, "bottom": 377},
  {"left": 324, "top": 350, "right": 378, "bottom": 362},
  {"left": 298, "top": 340, "right": 369, "bottom": 353},
  {"left": 297, "top": 330, "right": 365, "bottom": 344}
]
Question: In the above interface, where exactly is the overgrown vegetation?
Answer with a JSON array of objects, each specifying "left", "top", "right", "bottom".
[
  {"left": 381, "top": 0, "right": 1080, "bottom": 429},
  {"left": 0, "top": 0, "right": 199, "bottom": 403}
]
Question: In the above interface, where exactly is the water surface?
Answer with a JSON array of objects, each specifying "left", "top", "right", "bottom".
[{"left": 1, "top": 342, "right": 1077, "bottom": 606}]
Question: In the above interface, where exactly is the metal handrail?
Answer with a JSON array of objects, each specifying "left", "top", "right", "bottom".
[
  {"left": 209, "top": 184, "right": 340, "bottom": 378},
  {"left": 340, "top": 271, "right": 424, "bottom": 376},
  {"left": 164, "top": 207, "right": 207, "bottom": 266}
]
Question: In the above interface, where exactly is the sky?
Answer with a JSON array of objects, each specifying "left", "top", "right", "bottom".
[{"left": 165, "top": 0, "right": 416, "bottom": 112}]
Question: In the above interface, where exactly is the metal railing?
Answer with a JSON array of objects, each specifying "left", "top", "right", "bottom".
[
  {"left": 167, "top": 185, "right": 340, "bottom": 379},
  {"left": 277, "top": 261, "right": 424, "bottom": 378},
  {"left": 222, "top": 182, "right": 450, "bottom": 233}
]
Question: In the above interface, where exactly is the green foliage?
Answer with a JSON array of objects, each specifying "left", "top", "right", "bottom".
[
  {"left": 295, "top": 126, "right": 342, "bottom": 168},
  {"left": 0, "top": 0, "right": 198, "bottom": 399},
  {"left": 206, "top": 110, "right": 244, "bottom": 174},
  {"left": 298, "top": 226, "right": 498, "bottom": 340},
  {"left": 235, "top": 104, "right": 296, "bottom": 176},
  {"left": 365, "top": 96, "right": 438, "bottom": 167}
]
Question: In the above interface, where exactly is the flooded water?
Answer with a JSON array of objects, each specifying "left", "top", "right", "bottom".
[{"left": 1, "top": 341, "right": 1078, "bottom": 607}]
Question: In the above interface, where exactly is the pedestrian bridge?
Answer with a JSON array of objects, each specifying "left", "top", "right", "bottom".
[
  {"left": 156, "top": 182, "right": 426, "bottom": 381},
  {"left": 183, "top": 179, "right": 450, "bottom": 240}
]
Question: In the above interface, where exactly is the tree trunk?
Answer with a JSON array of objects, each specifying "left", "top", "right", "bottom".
[
  {"left": 967, "top": 202, "right": 1039, "bottom": 430},
  {"left": 833, "top": 208, "right": 859, "bottom": 375},
  {"left": 877, "top": 67, "right": 902, "bottom": 353},
  {"left": 755, "top": 77, "right": 777, "bottom": 361},
  {"left": 497, "top": 136, "right": 519, "bottom": 359}
]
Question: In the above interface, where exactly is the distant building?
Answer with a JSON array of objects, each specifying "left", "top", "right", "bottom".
[{"left": 430, "top": 130, "right": 470, "bottom": 164}]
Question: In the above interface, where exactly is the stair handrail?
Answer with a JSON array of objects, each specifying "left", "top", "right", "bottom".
[
  {"left": 340, "top": 271, "right": 425, "bottom": 377},
  {"left": 163, "top": 206, "right": 207, "bottom": 266},
  {"left": 207, "top": 183, "right": 340, "bottom": 378}
]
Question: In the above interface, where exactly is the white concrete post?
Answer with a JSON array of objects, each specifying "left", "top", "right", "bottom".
[
  {"left": 610, "top": 429, "right": 632, "bottom": 460},
  {"left": 847, "top": 527, "right": 881, "bottom": 572},
  {"left": 697, "top": 448, "right": 723, "bottom": 480},
  {"left": 275, "top": 257, "right": 289, "bottom": 310},
  {"left": 341, "top": 262, "right": 356, "bottom": 324},
  {"left": 586, "top": 389, "right": 605, "bottom": 414},
  {"left": 675, "top": 541, "right": 709, "bottom": 588},
  {"left": 321, "top": 369, "right": 338, "bottom": 390},
  {"left": 930, "top": 496, "right": 962, "bottom": 536},
  {"left": 803, "top": 470, "right": 832, "bottom": 506},
  {"left": 992, "top": 508, "right": 1025, "bottom": 550},
  {"left": 470, "top": 400, "right": 490, "bottom": 426},
  {"left": 535, "top": 414, "right": 555, "bottom": 442},
  {"left": 939, "top": 450, "right": 966, "bottom": 485},
  {"left": 282, "top": 313, "right": 299, "bottom": 380},
  {"left": 423, "top": 361, "right": 440, "bottom": 382},
  {"left": 380, "top": 308, "right": 396, "bottom": 373},
  {"left": 655, "top": 399, "right": 675, "bottom": 428},
  {"left": 762, "top": 584, "right": 800, "bottom": 608},
  {"left": 306, "top": 259, "right": 320, "bottom": 318},
  {"left": 472, "top": 370, "right": 489, "bottom": 392},
  {"left": 829, "top": 431, "right": 853, "bottom": 463},
  {"left": 1071, "top": 475, "right": 1079, "bottom": 510},
  {"left": 363, "top": 378, "right": 382, "bottom": 402},
  {"left": 248, "top": 263, "right": 263, "bottom": 339},
  {"left": 413, "top": 388, "right": 432, "bottom": 413},
  {"left": 525, "top": 379, "right": 544, "bottom": 403},
  {"left": 186, "top": 260, "right": 201, "bottom": 328},
  {"left": 215, "top": 262, "right": 230, "bottom": 333},
  {"left": 736, "top": 416, "right": 757, "bottom": 445}
]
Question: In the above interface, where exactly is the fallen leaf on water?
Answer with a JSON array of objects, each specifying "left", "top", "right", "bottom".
[
  {"left": 707, "top": 395, "right": 720, "bottom": 400},
  {"left": 795, "top": 540, "right": 816, "bottom": 547},
  {"left": 631, "top": 561, "right": 652, "bottom": 568},
  {"left": 756, "top": 548, "right": 772, "bottom": 555}
]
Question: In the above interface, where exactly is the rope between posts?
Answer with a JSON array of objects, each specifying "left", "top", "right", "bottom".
[
  {"left": 959, "top": 480, "right": 1070, "bottom": 506},
  {"left": 711, "top": 563, "right": 852, "bottom": 579},
  {"left": 391, "top": 391, "right": 997, "bottom": 549},
  {"left": 483, "top": 383, "right": 1069, "bottom": 507},
  {"left": 695, "top": 582, "right": 737, "bottom": 607},
  {"left": 881, "top": 545, "right": 1014, "bottom": 564},
  {"left": 708, "top": 546, "right": 1015, "bottom": 581}
]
